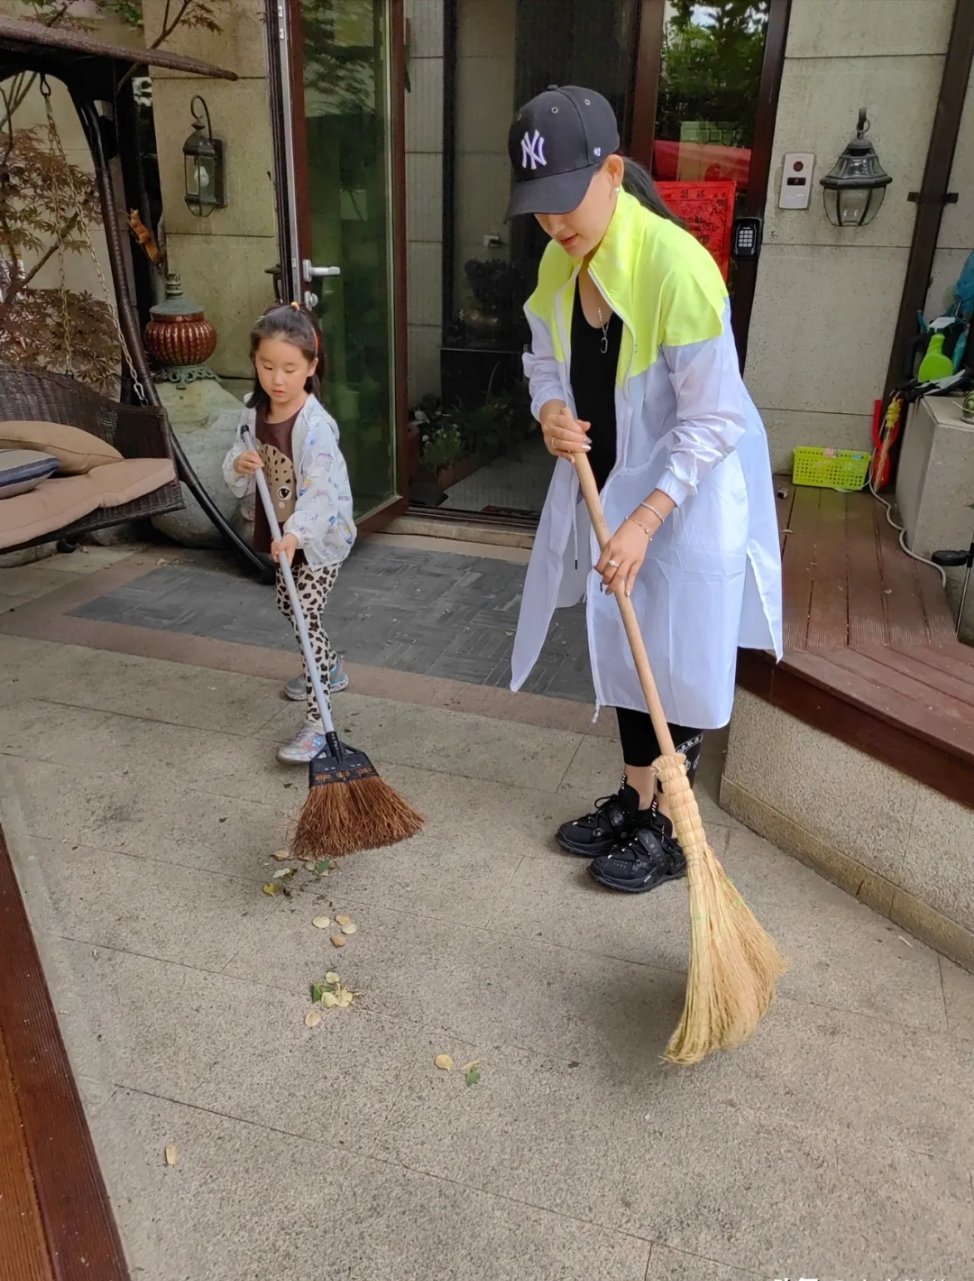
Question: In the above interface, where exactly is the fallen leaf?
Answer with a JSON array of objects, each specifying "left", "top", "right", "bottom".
[
  {"left": 164, "top": 1144, "right": 178, "bottom": 1166},
  {"left": 261, "top": 882, "right": 281, "bottom": 897},
  {"left": 465, "top": 1066, "right": 481, "bottom": 1087},
  {"left": 324, "top": 971, "right": 340, "bottom": 984},
  {"left": 309, "top": 859, "right": 335, "bottom": 876},
  {"left": 897, "top": 935, "right": 915, "bottom": 948},
  {"left": 434, "top": 1054, "right": 453, "bottom": 1072},
  {"left": 336, "top": 991, "right": 354, "bottom": 1008},
  {"left": 330, "top": 934, "right": 348, "bottom": 949},
  {"left": 460, "top": 1060, "right": 480, "bottom": 1072},
  {"left": 340, "top": 922, "right": 358, "bottom": 935},
  {"left": 310, "top": 982, "right": 323, "bottom": 1003},
  {"left": 271, "top": 848, "right": 290, "bottom": 861},
  {"left": 321, "top": 991, "right": 340, "bottom": 1008},
  {"left": 304, "top": 1010, "right": 322, "bottom": 1028},
  {"left": 273, "top": 867, "right": 296, "bottom": 880},
  {"left": 335, "top": 914, "right": 352, "bottom": 927},
  {"left": 312, "top": 916, "right": 331, "bottom": 929}
]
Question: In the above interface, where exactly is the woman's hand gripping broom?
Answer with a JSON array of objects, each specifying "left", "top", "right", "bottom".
[
  {"left": 573, "top": 453, "right": 787, "bottom": 1064},
  {"left": 245, "top": 431, "right": 423, "bottom": 858}
]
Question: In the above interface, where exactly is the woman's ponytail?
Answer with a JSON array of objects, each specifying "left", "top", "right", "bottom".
[{"left": 621, "top": 158, "right": 684, "bottom": 227}]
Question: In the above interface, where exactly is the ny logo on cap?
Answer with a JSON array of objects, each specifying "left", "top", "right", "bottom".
[{"left": 520, "top": 129, "right": 546, "bottom": 170}]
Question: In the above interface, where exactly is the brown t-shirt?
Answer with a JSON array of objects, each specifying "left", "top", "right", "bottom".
[{"left": 253, "top": 404, "right": 301, "bottom": 556}]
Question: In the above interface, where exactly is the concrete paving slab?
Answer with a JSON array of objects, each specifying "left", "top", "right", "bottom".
[
  {"left": 310, "top": 766, "right": 559, "bottom": 929},
  {"left": 645, "top": 1244, "right": 759, "bottom": 1280},
  {"left": 482, "top": 826, "right": 704, "bottom": 972},
  {"left": 0, "top": 563, "right": 94, "bottom": 599},
  {"left": 5, "top": 545, "right": 974, "bottom": 1281},
  {"left": 102, "top": 1087, "right": 654, "bottom": 1281},
  {"left": 60, "top": 941, "right": 245, "bottom": 1102},
  {"left": 724, "top": 827, "right": 949, "bottom": 1033},
  {"left": 9, "top": 756, "right": 294, "bottom": 877},
  {"left": 0, "top": 633, "right": 285, "bottom": 734},
  {"left": 223, "top": 895, "right": 685, "bottom": 1071},
  {"left": 941, "top": 956, "right": 974, "bottom": 1042},
  {"left": 32, "top": 839, "right": 265, "bottom": 973},
  {"left": 372, "top": 1034, "right": 974, "bottom": 1278},
  {"left": 195, "top": 997, "right": 459, "bottom": 1154},
  {"left": 257, "top": 693, "right": 585, "bottom": 794}
]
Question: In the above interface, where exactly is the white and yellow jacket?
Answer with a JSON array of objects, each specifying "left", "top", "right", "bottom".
[{"left": 511, "top": 190, "right": 783, "bottom": 728}]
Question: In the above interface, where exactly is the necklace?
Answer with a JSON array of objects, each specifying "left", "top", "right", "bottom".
[{"left": 596, "top": 302, "right": 610, "bottom": 355}]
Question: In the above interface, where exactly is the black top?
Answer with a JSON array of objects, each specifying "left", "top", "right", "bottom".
[{"left": 569, "top": 285, "right": 623, "bottom": 490}]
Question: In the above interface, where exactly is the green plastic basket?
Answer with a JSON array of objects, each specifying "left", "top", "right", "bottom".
[{"left": 791, "top": 446, "right": 870, "bottom": 491}]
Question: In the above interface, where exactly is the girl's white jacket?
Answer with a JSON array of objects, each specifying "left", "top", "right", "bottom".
[
  {"left": 511, "top": 191, "right": 783, "bottom": 729},
  {"left": 222, "top": 393, "right": 356, "bottom": 570}
]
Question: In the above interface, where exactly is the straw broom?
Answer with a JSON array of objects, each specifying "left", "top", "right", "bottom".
[
  {"left": 574, "top": 455, "right": 787, "bottom": 1064},
  {"left": 246, "top": 432, "right": 423, "bottom": 858}
]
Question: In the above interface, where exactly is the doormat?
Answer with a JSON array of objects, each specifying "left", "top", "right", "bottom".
[{"left": 480, "top": 504, "right": 539, "bottom": 521}]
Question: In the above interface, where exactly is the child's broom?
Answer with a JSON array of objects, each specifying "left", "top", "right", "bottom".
[
  {"left": 246, "top": 432, "right": 423, "bottom": 858},
  {"left": 573, "top": 454, "right": 787, "bottom": 1065}
]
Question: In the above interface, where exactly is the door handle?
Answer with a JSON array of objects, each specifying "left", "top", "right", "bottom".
[{"left": 302, "top": 259, "right": 341, "bottom": 280}]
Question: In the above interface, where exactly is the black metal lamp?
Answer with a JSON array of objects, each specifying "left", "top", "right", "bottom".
[
  {"left": 183, "top": 95, "right": 225, "bottom": 217},
  {"left": 820, "top": 109, "right": 891, "bottom": 227}
]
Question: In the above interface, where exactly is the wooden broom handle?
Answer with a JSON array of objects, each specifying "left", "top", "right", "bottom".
[{"left": 573, "top": 453, "right": 678, "bottom": 758}]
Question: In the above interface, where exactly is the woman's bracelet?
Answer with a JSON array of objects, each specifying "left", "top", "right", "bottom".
[
  {"left": 626, "top": 516, "right": 655, "bottom": 539},
  {"left": 638, "top": 501, "right": 667, "bottom": 527}
]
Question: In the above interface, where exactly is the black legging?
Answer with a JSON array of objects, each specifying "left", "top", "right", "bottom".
[{"left": 615, "top": 708, "right": 703, "bottom": 781}]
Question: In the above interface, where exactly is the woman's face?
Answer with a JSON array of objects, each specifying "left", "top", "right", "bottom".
[{"left": 535, "top": 157, "right": 621, "bottom": 258}]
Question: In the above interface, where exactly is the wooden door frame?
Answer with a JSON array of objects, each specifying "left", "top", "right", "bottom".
[
  {"left": 626, "top": 0, "right": 793, "bottom": 368},
  {"left": 883, "top": 0, "right": 974, "bottom": 404},
  {"left": 265, "top": 0, "right": 411, "bottom": 534}
]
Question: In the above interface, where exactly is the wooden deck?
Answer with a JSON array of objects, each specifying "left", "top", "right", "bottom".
[
  {"left": 737, "top": 482, "right": 974, "bottom": 808},
  {"left": 0, "top": 826, "right": 130, "bottom": 1281}
]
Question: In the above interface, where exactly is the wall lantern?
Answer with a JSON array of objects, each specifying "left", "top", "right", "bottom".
[
  {"left": 183, "top": 95, "right": 225, "bottom": 217},
  {"left": 820, "top": 109, "right": 891, "bottom": 227}
]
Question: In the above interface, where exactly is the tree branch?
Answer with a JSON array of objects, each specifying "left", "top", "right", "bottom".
[
  {"left": 116, "top": 0, "right": 196, "bottom": 92},
  {"left": 0, "top": 211, "right": 79, "bottom": 313}
]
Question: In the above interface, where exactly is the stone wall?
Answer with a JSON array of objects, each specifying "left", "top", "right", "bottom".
[
  {"left": 142, "top": 0, "right": 277, "bottom": 383},
  {"left": 404, "top": 0, "right": 445, "bottom": 405},
  {"left": 746, "top": 0, "right": 958, "bottom": 471},
  {"left": 722, "top": 690, "right": 974, "bottom": 973}
]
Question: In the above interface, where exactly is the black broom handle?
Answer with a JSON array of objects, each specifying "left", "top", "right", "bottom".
[{"left": 242, "top": 431, "right": 337, "bottom": 738}]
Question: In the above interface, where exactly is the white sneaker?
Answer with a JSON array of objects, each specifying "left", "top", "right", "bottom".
[
  {"left": 277, "top": 723, "right": 327, "bottom": 764},
  {"left": 284, "top": 656, "right": 349, "bottom": 701}
]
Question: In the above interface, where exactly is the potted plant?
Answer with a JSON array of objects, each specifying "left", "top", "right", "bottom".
[{"left": 460, "top": 258, "right": 529, "bottom": 343}]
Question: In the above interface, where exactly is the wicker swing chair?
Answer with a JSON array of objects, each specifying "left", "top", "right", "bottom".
[{"left": 0, "top": 18, "right": 268, "bottom": 577}]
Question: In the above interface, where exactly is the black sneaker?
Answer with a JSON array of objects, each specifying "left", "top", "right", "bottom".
[
  {"left": 556, "top": 783, "right": 640, "bottom": 858},
  {"left": 588, "top": 812, "right": 687, "bottom": 894}
]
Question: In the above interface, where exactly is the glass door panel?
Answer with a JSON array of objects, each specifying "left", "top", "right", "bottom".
[{"left": 292, "top": 0, "right": 400, "bottom": 518}]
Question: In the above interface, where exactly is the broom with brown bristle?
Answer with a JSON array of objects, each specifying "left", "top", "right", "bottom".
[
  {"left": 246, "top": 432, "right": 423, "bottom": 859},
  {"left": 574, "top": 455, "right": 787, "bottom": 1065}
]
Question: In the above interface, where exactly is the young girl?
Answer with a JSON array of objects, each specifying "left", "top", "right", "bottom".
[
  {"left": 506, "top": 86, "right": 783, "bottom": 893},
  {"left": 223, "top": 302, "right": 356, "bottom": 763}
]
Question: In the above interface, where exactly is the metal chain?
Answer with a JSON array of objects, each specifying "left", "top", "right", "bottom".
[
  {"left": 41, "top": 79, "right": 73, "bottom": 376},
  {"left": 41, "top": 77, "right": 147, "bottom": 403}
]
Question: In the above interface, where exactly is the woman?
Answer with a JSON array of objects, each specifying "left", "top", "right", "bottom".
[{"left": 507, "top": 86, "right": 782, "bottom": 894}]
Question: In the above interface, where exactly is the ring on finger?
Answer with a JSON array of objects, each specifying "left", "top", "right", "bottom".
[{"left": 607, "top": 559, "right": 619, "bottom": 568}]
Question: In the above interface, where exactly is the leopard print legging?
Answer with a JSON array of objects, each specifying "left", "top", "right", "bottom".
[{"left": 276, "top": 561, "right": 339, "bottom": 727}]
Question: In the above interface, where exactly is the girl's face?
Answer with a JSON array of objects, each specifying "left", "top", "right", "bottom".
[
  {"left": 534, "top": 156, "right": 622, "bottom": 259},
  {"left": 254, "top": 336, "right": 317, "bottom": 411}
]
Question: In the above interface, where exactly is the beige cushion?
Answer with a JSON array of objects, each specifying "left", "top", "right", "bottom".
[
  {"left": 0, "top": 457, "right": 176, "bottom": 549},
  {"left": 0, "top": 419, "right": 123, "bottom": 474}
]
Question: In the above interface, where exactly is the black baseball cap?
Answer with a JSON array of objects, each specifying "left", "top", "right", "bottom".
[{"left": 505, "top": 85, "right": 620, "bottom": 219}]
